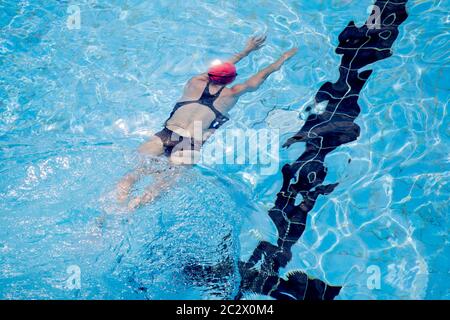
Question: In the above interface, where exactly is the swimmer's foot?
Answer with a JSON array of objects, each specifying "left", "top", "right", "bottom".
[
  {"left": 127, "top": 197, "right": 143, "bottom": 211},
  {"left": 116, "top": 178, "right": 133, "bottom": 203},
  {"left": 127, "top": 189, "right": 158, "bottom": 211}
]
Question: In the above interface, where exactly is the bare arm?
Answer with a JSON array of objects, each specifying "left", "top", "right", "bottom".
[
  {"left": 231, "top": 48, "right": 298, "bottom": 96},
  {"left": 227, "top": 35, "right": 266, "bottom": 65},
  {"left": 190, "top": 35, "right": 266, "bottom": 80}
]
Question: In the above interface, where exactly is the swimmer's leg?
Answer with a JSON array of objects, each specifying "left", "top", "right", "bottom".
[
  {"left": 127, "top": 164, "right": 182, "bottom": 210},
  {"left": 138, "top": 135, "right": 165, "bottom": 156},
  {"left": 125, "top": 139, "right": 199, "bottom": 210},
  {"left": 169, "top": 145, "right": 202, "bottom": 166},
  {"left": 116, "top": 135, "right": 165, "bottom": 203}
]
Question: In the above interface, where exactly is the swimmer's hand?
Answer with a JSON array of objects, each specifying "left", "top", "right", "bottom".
[
  {"left": 246, "top": 35, "right": 267, "bottom": 52},
  {"left": 229, "top": 35, "right": 266, "bottom": 65},
  {"left": 281, "top": 48, "right": 298, "bottom": 61},
  {"left": 271, "top": 48, "right": 298, "bottom": 72}
]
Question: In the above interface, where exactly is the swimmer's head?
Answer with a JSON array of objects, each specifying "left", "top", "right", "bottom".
[{"left": 208, "top": 61, "right": 237, "bottom": 85}]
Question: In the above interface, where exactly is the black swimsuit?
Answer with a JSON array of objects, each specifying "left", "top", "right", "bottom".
[{"left": 155, "top": 81, "right": 229, "bottom": 156}]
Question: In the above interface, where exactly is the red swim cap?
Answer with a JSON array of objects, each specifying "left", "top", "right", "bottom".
[{"left": 208, "top": 62, "right": 237, "bottom": 85}]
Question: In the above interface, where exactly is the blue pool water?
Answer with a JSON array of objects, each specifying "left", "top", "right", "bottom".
[{"left": 0, "top": 0, "right": 448, "bottom": 299}]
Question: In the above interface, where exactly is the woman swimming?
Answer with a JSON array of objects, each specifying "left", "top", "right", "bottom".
[{"left": 117, "top": 35, "right": 297, "bottom": 210}]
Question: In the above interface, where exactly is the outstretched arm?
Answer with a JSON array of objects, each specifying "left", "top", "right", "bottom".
[
  {"left": 191, "top": 35, "right": 266, "bottom": 80},
  {"left": 231, "top": 48, "right": 298, "bottom": 96},
  {"left": 227, "top": 35, "right": 266, "bottom": 65}
]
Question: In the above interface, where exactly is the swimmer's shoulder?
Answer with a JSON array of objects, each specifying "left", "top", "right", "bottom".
[
  {"left": 182, "top": 74, "right": 208, "bottom": 95},
  {"left": 189, "top": 73, "right": 209, "bottom": 84}
]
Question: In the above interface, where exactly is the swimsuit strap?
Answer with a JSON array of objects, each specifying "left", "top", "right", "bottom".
[
  {"left": 165, "top": 80, "right": 228, "bottom": 129},
  {"left": 200, "top": 80, "right": 225, "bottom": 99},
  {"left": 199, "top": 80, "right": 225, "bottom": 110},
  {"left": 202, "top": 81, "right": 229, "bottom": 129}
]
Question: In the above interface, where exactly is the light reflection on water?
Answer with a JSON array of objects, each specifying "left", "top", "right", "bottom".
[{"left": 0, "top": 0, "right": 448, "bottom": 299}]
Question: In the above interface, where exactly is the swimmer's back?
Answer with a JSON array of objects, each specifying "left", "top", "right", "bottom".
[{"left": 166, "top": 74, "right": 238, "bottom": 136}]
